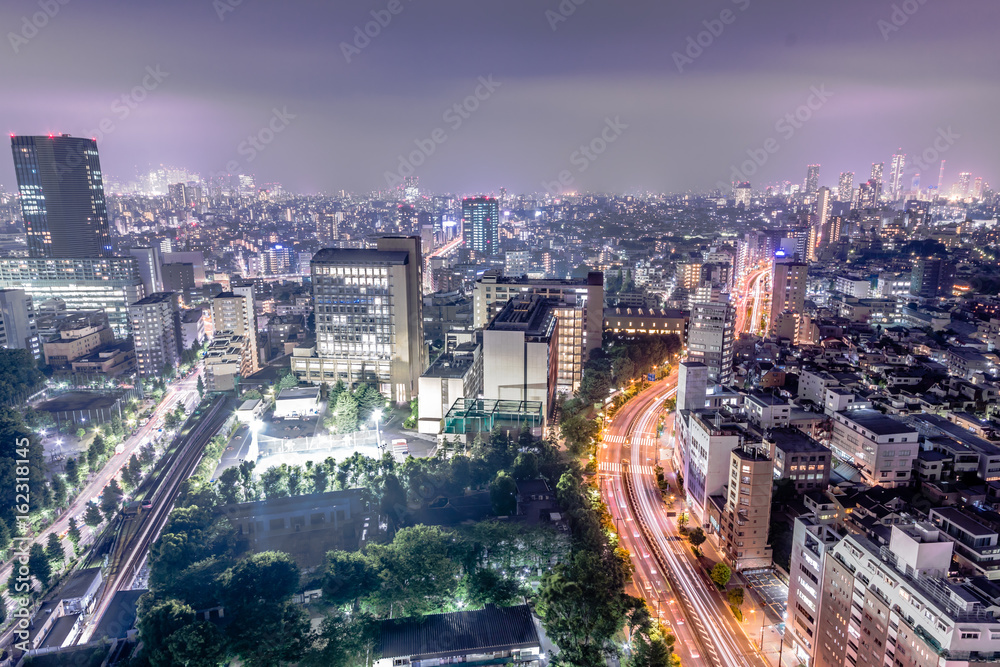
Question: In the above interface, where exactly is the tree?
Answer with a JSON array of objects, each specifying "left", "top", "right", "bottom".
[
  {"left": 138, "top": 598, "right": 196, "bottom": 667},
  {"left": 710, "top": 562, "right": 732, "bottom": 589},
  {"left": 322, "top": 550, "right": 380, "bottom": 606},
  {"left": 123, "top": 453, "right": 143, "bottom": 489},
  {"left": 465, "top": 568, "right": 523, "bottom": 607},
  {"left": 84, "top": 502, "right": 103, "bottom": 527},
  {"left": 277, "top": 372, "right": 299, "bottom": 391},
  {"left": 332, "top": 391, "right": 359, "bottom": 434},
  {"left": 687, "top": 527, "right": 706, "bottom": 548},
  {"left": 727, "top": 586, "right": 744, "bottom": 611},
  {"left": 216, "top": 467, "right": 242, "bottom": 505},
  {"left": 28, "top": 542, "right": 51, "bottom": 586},
  {"left": 165, "top": 621, "right": 227, "bottom": 667},
  {"left": 366, "top": 525, "right": 461, "bottom": 616},
  {"left": 64, "top": 457, "right": 79, "bottom": 485},
  {"left": 139, "top": 444, "right": 156, "bottom": 468},
  {"left": 46, "top": 533, "right": 63, "bottom": 564},
  {"left": 0, "top": 349, "right": 45, "bottom": 406},
  {"left": 196, "top": 375, "right": 205, "bottom": 397},
  {"left": 490, "top": 471, "right": 518, "bottom": 516},
  {"left": 101, "top": 478, "right": 124, "bottom": 519},
  {"left": 512, "top": 452, "right": 539, "bottom": 481},
  {"left": 76, "top": 427, "right": 86, "bottom": 439},
  {"left": 0, "top": 518, "right": 10, "bottom": 554},
  {"left": 67, "top": 517, "right": 81, "bottom": 545},
  {"left": 220, "top": 551, "right": 301, "bottom": 612}
]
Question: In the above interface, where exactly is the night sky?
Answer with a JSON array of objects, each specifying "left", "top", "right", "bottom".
[{"left": 2, "top": 0, "right": 997, "bottom": 195}]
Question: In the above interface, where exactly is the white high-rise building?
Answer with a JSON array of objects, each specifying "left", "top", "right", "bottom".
[{"left": 686, "top": 298, "right": 734, "bottom": 385}]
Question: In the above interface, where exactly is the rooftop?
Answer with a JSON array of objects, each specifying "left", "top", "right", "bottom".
[
  {"left": 377, "top": 604, "right": 540, "bottom": 660},
  {"left": 276, "top": 386, "right": 319, "bottom": 401},
  {"left": 131, "top": 291, "right": 178, "bottom": 306},
  {"left": 767, "top": 427, "right": 828, "bottom": 453},
  {"left": 424, "top": 352, "right": 475, "bottom": 379},
  {"left": 311, "top": 247, "right": 410, "bottom": 265},
  {"left": 838, "top": 409, "right": 916, "bottom": 436}
]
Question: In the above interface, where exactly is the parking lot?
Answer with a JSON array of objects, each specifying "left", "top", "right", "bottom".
[{"left": 741, "top": 568, "right": 788, "bottom": 622}]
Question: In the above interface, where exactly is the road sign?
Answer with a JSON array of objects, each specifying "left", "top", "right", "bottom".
[{"left": 647, "top": 373, "right": 656, "bottom": 381}]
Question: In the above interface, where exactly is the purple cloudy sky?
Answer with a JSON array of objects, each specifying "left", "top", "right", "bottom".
[{"left": 1, "top": 0, "right": 996, "bottom": 195}]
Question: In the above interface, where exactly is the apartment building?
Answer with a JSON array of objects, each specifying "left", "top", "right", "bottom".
[
  {"left": 829, "top": 409, "right": 918, "bottom": 488},
  {"left": 713, "top": 445, "right": 773, "bottom": 571}
]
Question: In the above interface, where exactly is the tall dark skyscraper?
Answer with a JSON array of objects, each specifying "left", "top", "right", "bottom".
[
  {"left": 11, "top": 134, "right": 113, "bottom": 258},
  {"left": 462, "top": 196, "right": 500, "bottom": 256}
]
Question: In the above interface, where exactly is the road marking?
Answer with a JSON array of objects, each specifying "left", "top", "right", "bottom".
[{"left": 598, "top": 462, "right": 655, "bottom": 475}]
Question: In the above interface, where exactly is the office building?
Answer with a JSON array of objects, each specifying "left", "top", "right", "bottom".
[
  {"left": 0, "top": 289, "right": 39, "bottom": 359},
  {"left": 127, "top": 247, "right": 164, "bottom": 296},
  {"left": 602, "top": 307, "right": 686, "bottom": 339},
  {"left": 713, "top": 445, "right": 773, "bottom": 571},
  {"left": 814, "top": 524, "right": 1000, "bottom": 667},
  {"left": 837, "top": 171, "right": 854, "bottom": 203},
  {"left": 0, "top": 257, "right": 144, "bottom": 338},
  {"left": 687, "top": 298, "right": 735, "bottom": 385},
  {"left": 474, "top": 271, "right": 603, "bottom": 394},
  {"left": 829, "top": 409, "right": 918, "bottom": 488},
  {"left": 11, "top": 135, "right": 112, "bottom": 258},
  {"left": 211, "top": 291, "right": 259, "bottom": 376},
  {"left": 128, "top": 292, "right": 181, "bottom": 378},
  {"left": 292, "top": 237, "right": 424, "bottom": 403},
  {"left": 482, "top": 295, "right": 558, "bottom": 421},
  {"left": 462, "top": 197, "right": 500, "bottom": 256},
  {"left": 910, "top": 258, "right": 955, "bottom": 299}
]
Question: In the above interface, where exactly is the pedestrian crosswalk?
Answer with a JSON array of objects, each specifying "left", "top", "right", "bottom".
[
  {"left": 603, "top": 434, "right": 660, "bottom": 448},
  {"left": 598, "top": 462, "right": 656, "bottom": 475}
]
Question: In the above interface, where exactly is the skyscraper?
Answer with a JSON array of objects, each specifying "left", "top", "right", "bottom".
[
  {"left": 462, "top": 197, "right": 500, "bottom": 256},
  {"left": 889, "top": 151, "right": 906, "bottom": 200},
  {"left": 870, "top": 162, "right": 884, "bottom": 201},
  {"left": 937, "top": 159, "right": 947, "bottom": 194},
  {"left": 804, "top": 164, "right": 820, "bottom": 196},
  {"left": 0, "top": 289, "right": 39, "bottom": 360},
  {"left": 809, "top": 187, "right": 832, "bottom": 261},
  {"left": 957, "top": 171, "right": 973, "bottom": 198},
  {"left": 11, "top": 135, "right": 113, "bottom": 258},
  {"left": 837, "top": 171, "right": 854, "bottom": 203}
]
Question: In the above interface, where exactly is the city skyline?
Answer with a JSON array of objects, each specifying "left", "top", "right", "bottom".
[{"left": 0, "top": 0, "right": 997, "bottom": 194}]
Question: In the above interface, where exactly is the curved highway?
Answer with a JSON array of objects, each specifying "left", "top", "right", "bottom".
[{"left": 599, "top": 371, "right": 768, "bottom": 667}]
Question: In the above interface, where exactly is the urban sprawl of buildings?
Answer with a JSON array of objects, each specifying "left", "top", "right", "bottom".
[{"left": 5, "top": 134, "right": 1000, "bottom": 666}]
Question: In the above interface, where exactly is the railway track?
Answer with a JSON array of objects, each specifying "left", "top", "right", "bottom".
[{"left": 80, "top": 394, "right": 232, "bottom": 642}]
